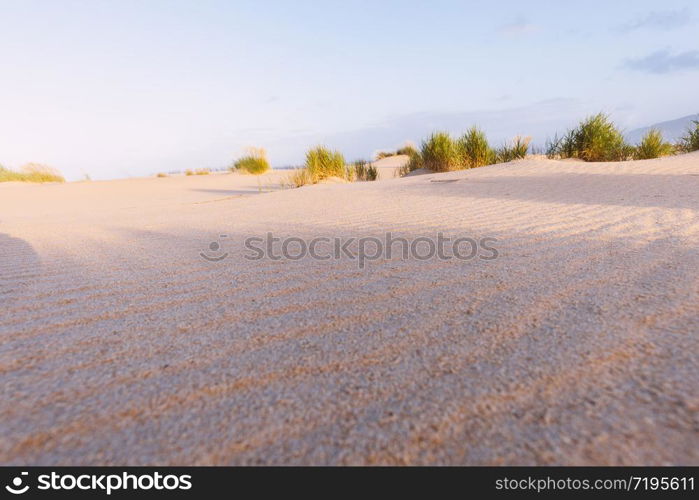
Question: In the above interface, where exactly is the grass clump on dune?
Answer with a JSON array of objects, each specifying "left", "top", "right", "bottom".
[
  {"left": 305, "top": 146, "right": 346, "bottom": 181},
  {"left": 344, "top": 163, "right": 357, "bottom": 182},
  {"left": 0, "top": 163, "right": 65, "bottom": 183},
  {"left": 397, "top": 149, "right": 424, "bottom": 177},
  {"left": 405, "top": 128, "right": 501, "bottom": 174},
  {"left": 185, "top": 168, "right": 210, "bottom": 176},
  {"left": 233, "top": 147, "right": 270, "bottom": 175},
  {"left": 375, "top": 143, "right": 418, "bottom": 162},
  {"left": 420, "top": 132, "right": 461, "bottom": 172},
  {"left": 284, "top": 168, "right": 314, "bottom": 188},
  {"left": 397, "top": 129, "right": 502, "bottom": 175},
  {"left": 396, "top": 144, "right": 418, "bottom": 157},
  {"left": 233, "top": 148, "right": 270, "bottom": 192},
  {"left": 283, "top": 146, "right": 347, "bottom": 187},
  {"left": 633, "top": 129, "right": 674, "bottom": 160},
  {"left": 677, "top": 120, "right": 699, "bottom": 153},
  {"left": 547, "top": 113, "right": 632, "bottom": 162},
  {"left": 496, "top": 136, "right": 531, "bottom": 163},
  {"left": 353, "top": 160, "right": 378, "bottom": 181},
  {"left": 458, "top": 126, "right": 496, "bottom": 167},
  {"left": 374, "top": 151, "right": 396, "bottom": 160}
]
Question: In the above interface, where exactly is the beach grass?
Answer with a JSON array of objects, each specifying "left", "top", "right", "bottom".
[
  {"left": 234, "top": 148, "right": 271, "bottom": 175},
  {"left": 420, "top": 132, "right": 461, "bottom": 172},
  {"left": 353, "top": 160, "right": 378, "bottom": 181},
  {"left": 305, "top": 146, "right": 346, "bottom": 180},
  {"left": 0, "top": 163, "right": 65, "bottom": 183},
  {"left": 397, "top": 150, "right": 423, "bottom": 177},
  {"left": 458, "top": 126, "right": 496, "bottom": 168},
  {"left": 496, "top": 136, "right": 531, "bottom": 163},
  {"left": 396, "top": 144, "right": 418, "bottom": 157},
  {"left": 285, "top": 168, "right": 314, "bottom": 188},
  {"left": 547, "top": 113, "right": 631, "bottom": 162},
  {"left": 634, "top": 129, "right": 674, "bottom": 160},
  {"left": 374, "top": 151, "right": 395, "bottom": 160},
  {"left": 677, "top": 120, "right": 699, "bottom": 153}
]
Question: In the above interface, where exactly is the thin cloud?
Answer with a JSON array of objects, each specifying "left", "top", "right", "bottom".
[
  {"left": 620, "top": 7, "right": 691, "bottom": 32},
  {"left": 498, "top": 15, "right": 539, "bottom": 37},
  {"left": 624, "top": 49, "right": 699, "bottom": 74}
]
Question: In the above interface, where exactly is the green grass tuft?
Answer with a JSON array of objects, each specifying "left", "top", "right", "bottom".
[
  {"left": 374, "top": 151, "right": 395, "bottom": 160},
  {"left": 353, "top": 160, "right": 378, "bottom": 181},
  {"left": 397, "top": 150, "right": 424, "bottom": 177},
  {"left": 677, "top": 120, "right": 699, "bottom": 153},
  {"left": 633, "top": 129, "right": 674, "bottom": 160},
  {"left": 547, "top": 113, "right": 631, "bottom": 162},
  {"left": 305, "top": 146, "right": 346, "bottom": 180},
  {"left": 375, "top": 143, "right": 418, "bottom": 161},
  {"left": 496, "top": 136, "right": 531, "bottom": 163},
  {"left": 184, "top": 168, "right": 210, "bottom": 176},
  {"left": 233, "top": 148, "right": 270, "bottom": 175},
  {"left": 420, "top": 132, "right": 461, "bottom": 172},
  {"left": 399, "top": 129, "right": 502, "bottom": 174},
  {"left": 396, "top": 144, "right": 418, "bottom": 157},
  {"left": 458, "top": 126, "right": 496, "bottom": 168},
  {"left": 284, "top": 168, "right": 314, "bottom": 188},
  {"left": 0, "top": 163, "right": 65, "bottom": 183}
]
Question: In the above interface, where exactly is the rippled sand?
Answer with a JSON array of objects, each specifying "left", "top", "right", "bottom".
[{"left": 1, "top": 155, "right": 698, "bottom": 465}]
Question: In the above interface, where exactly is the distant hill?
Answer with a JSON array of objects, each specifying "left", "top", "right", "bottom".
[{"left": 627, "top": 114, "right": 699, "bottom": 144}]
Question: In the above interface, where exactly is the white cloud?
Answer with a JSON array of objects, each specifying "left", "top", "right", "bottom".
[
  {"left": 624, "top": 49, "right": 699, "bottom": 74},
  {"left": 620, "top": 7, "right": 692, "bottom": 32}
]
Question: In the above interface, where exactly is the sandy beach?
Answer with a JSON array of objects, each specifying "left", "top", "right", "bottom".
[{"left": 1, "top": 154, "right": 698, "bottom": 465}]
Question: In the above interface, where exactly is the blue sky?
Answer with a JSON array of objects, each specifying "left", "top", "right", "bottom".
[{"left": 0, "top": 0, "right": 697, "bottom": 180}]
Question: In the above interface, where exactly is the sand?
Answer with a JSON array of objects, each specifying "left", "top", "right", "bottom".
[
  {"left": 1, "top": 154, "right": 698, "bottom": 465},
  {"left": 371, "top": 154, "right": 410, "bottom": 179}
]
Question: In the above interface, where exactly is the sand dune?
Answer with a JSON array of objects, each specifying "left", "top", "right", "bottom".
[
  {"left": 1, "top": 154, "right": 698, "bottom": 465},
  {"left": 371, "top": 154, "right": 410, "bottom": 179}
]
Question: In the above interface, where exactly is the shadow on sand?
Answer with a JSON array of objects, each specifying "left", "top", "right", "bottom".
[
  {"left": 190, "top": 187, "right": 285, "bottom": 197},
  {"left": 0, "top": 232, "right": 42, "bottom": 299}
]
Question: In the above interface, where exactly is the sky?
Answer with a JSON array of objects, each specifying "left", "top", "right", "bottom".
[{"left": 0, "top": 0, "right": 697, "bottom": 180}]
